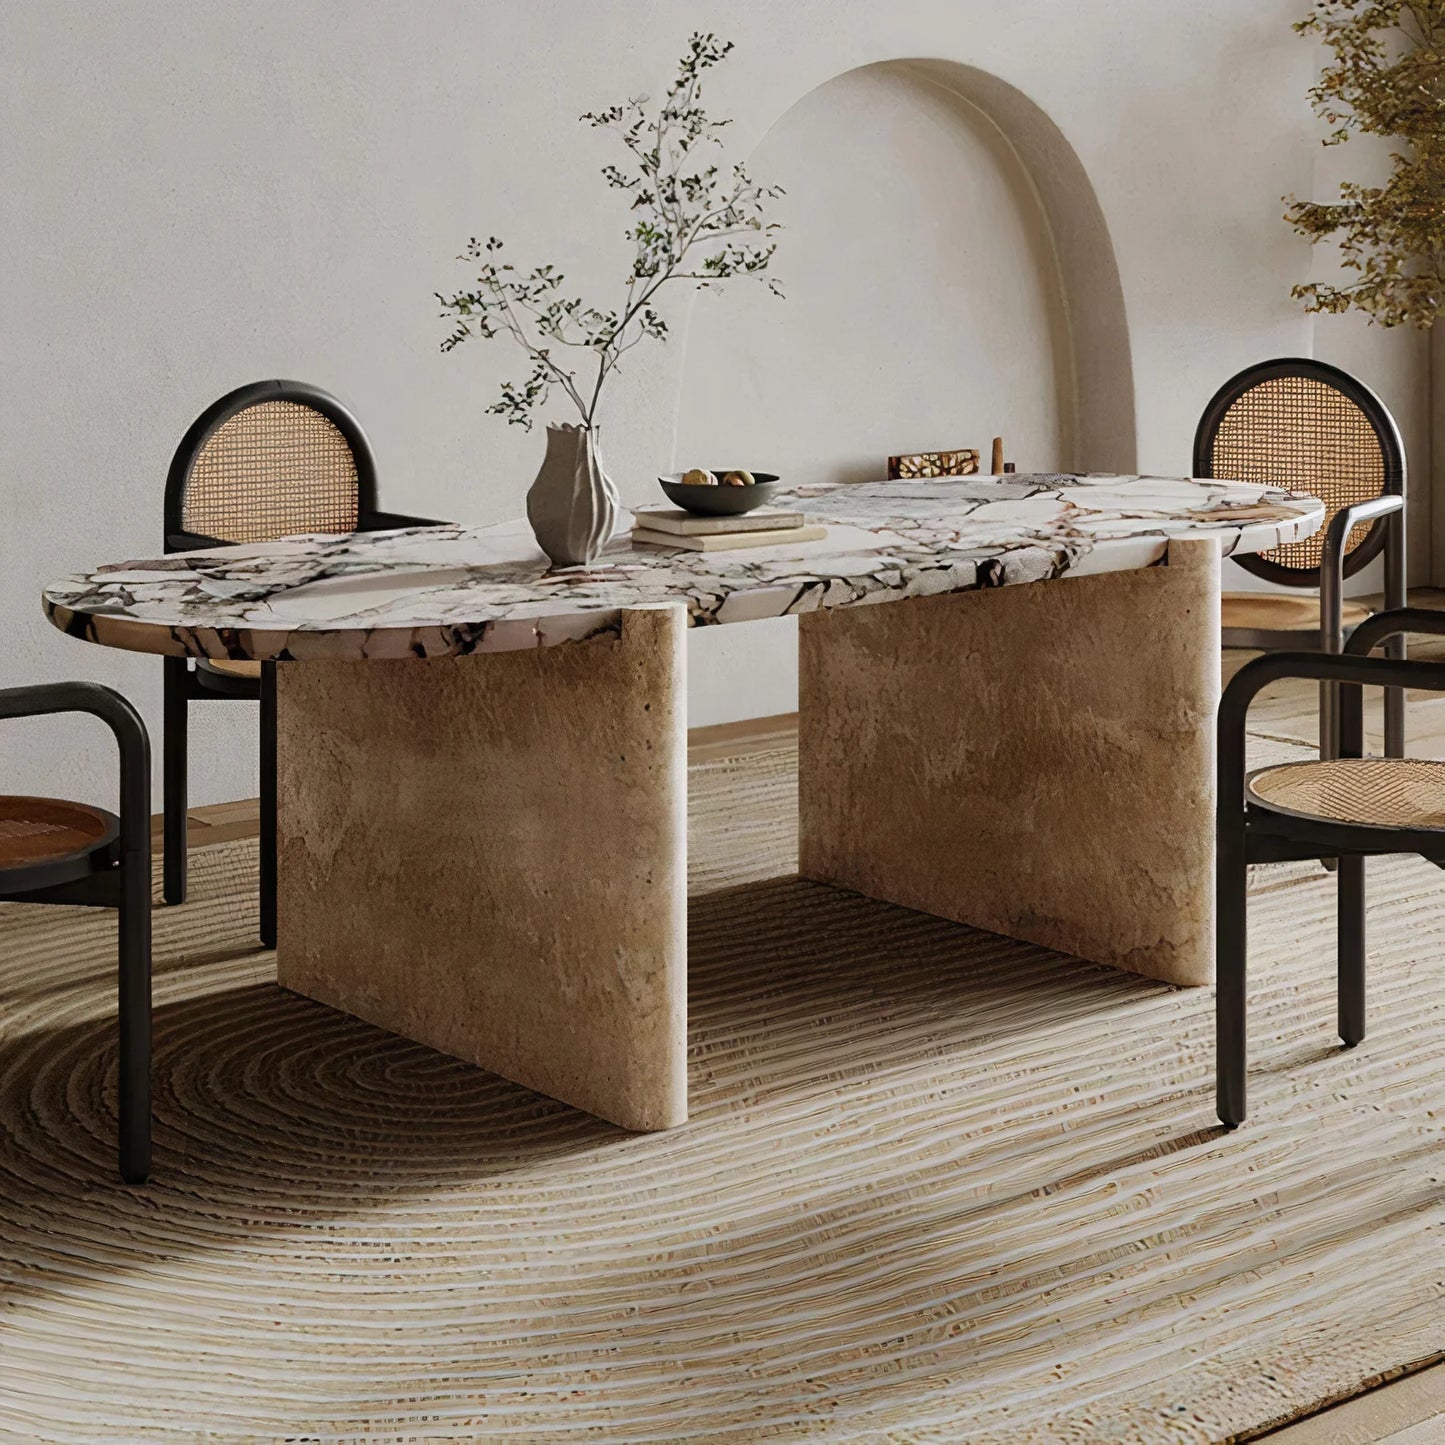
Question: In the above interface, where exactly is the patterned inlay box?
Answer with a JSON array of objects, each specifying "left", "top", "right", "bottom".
[{"left": 887, "top": 448, "right": 980, "bottom": 479}]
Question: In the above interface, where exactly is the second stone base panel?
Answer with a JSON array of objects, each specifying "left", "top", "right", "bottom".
[
  {"left": 797, "top": 537, "right": 1220, "bottom": 987},
  {"left": 275, "top": 606, "right": 689, "bottom": 1131}
]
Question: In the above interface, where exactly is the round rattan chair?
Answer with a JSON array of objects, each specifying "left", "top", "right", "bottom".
[
  {"left": 161, "top": 381, "right": 444, "bottom": 942},
  {"left": 1195, "top": 357, "right": 1406, "bottom": 643},
  {"left": 0, "top": 682, "right": 152, "bottom": 1183},
  {"left": 1194, "top": 358, "right": 1408, "bottom": 758},
  {"left": 1215, "top": 607, "right": 1445, "bottom": 1128}
]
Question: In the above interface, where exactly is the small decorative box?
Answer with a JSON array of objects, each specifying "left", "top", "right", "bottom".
[{"left": 887, "top": 448, "right": 981, "bottom": 480}]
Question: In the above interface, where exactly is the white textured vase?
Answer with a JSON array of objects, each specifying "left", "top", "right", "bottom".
[{"left": 526, "top": 423, "right": 620, "bottom": 568}]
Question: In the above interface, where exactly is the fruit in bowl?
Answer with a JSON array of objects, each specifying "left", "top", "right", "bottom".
[{"left": 659, "top": 469, "right": 780, "bottom": 516}]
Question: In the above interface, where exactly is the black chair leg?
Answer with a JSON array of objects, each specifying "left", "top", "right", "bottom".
[
  {"left": 1216, "top": 820, "right": 1249, "bottom": 1128},
  {"left": 1338, "top": 854, "right": 1366, "bottom": 1047},
  {"left": 1384, "top": 685, "right": 1406, "bottom": 758},
  {"left": 260, "top": 662, "right": 277, "bottom": 949},
  {"left": 162, "top": 658, "right": 188, "bottom": 906},
  {"left": 118, "top": 803, "right": 153, "bottom": 1187}
]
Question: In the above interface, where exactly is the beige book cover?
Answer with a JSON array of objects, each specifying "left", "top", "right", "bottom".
[{"left": 630, "top": 524, "right": 828, "bottom": 552}]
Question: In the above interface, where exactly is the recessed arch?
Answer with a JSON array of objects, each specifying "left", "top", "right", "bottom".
[{"left": 673, "top": 58, "right": 1135, "bottom": 478}]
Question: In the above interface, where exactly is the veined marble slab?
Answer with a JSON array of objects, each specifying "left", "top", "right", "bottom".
[{"left": 43, "top": 475, "right": 1323, "bottom": 661}]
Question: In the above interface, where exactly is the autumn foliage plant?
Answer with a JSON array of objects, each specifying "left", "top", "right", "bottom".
[{"left": 1286, "top": 0, "right": 1445, "bottom": 328}]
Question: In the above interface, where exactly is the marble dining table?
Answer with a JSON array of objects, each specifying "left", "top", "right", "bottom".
[{"left": 46, "top": 474, "right": 1324, "bottom": 1131}]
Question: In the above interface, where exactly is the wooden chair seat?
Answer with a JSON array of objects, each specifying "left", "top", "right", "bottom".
[
  {"left": 193, "top": 657, "right": 264, "bottom": 701},
  {"left": 1247, "top": 757, "right": 1445, "bottom": 832},
  {"left": 197, "top": 659, "right": 263, "bottom": 681},
  {"left": 1222, "top": 592, "right": 1372, "bottom": 635},
  {"left": 0, "top": 795, "right": 119, "bottom": 873}
]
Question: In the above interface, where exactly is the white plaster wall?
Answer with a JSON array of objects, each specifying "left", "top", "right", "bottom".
[
  {"left": 676, "top": 66, "right": 1071, "bottom": 482},
  {"left": 0, "top": 0, "right": 1427, "bottom": 806}
]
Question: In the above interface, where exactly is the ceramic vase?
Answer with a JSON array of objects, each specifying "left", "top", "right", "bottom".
[{"left": 526, "top": 423, "right": 619, "bottom": 567}]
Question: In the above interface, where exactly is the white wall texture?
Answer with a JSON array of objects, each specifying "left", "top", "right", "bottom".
[{"left": 0, "top": 0, "right": 1430, "bottom": 808}]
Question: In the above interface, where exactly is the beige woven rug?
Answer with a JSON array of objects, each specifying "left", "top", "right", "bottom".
[{"left": 2, "top": 740, "right": 1442, "bottom": 1442}]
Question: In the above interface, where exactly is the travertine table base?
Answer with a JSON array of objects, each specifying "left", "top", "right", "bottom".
[
  {"left": 798, "top": 536, "right": 1220, "bottom": 986},
  {"left": 274, "top": 606, "right": 688, "bottom": 1131}
]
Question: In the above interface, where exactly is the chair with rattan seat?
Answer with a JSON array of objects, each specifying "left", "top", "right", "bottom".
[
  {"left": 1216, "top": 606, "right": 1445, "bottom": 1128},
  {"left": 163, "top": 380, "right": 445, "bottom": 944},
  {"left": 1195, "top": 357, "right": 1407, "bottom": 758},
  {"left": 0, "top": 682, "right": 152, "bottom": 1182}
]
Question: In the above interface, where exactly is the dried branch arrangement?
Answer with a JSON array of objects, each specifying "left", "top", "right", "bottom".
[{"left": 438, "top": 34, "right": 785, "bottom": 427}]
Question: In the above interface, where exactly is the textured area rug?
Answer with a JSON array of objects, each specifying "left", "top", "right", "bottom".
[{"left": 1, "top": 742, "right": 1442, "bottom": 1442}]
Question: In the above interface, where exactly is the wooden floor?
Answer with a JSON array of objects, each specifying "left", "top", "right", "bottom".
[
  {"left": 150, "top": 795, "right": 263, "bottom": 852},
  {"left": 1264, "top": 1368, "right": 1445, "bottom": 1443}
]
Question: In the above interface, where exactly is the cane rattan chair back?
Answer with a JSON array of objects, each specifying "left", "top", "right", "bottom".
[
  {"left": 159, "top": 381, "right": 444, "bottom": 942},
  {"left": 164, "top": 381, "right": 378, "bottom": 548},
  {"left": 1193, "top": 358, "right": 1404, "bottom": 587}
]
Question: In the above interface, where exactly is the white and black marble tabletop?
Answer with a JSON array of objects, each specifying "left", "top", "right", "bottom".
[{"left": 43, "top": 475, "right": 1324, "bottom": 660}]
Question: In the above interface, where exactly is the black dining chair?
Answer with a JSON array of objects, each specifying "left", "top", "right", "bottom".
[
  {"left": 162, "top": 380, "right": 445, "bottom": 946},
  {"left": 0, "top": 682, "right": 152, "bottom": 1183},
  {"left": 1216, "top": 607, "right": 1445, "bottom": 1129},
  {"left": 1194, "top": 357, "right": 1407, "bottom": 758}
]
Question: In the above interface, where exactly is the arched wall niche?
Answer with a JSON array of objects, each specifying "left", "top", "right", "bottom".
[{"left": 673, "top": 59, "right": 1136, "bottom": 479}]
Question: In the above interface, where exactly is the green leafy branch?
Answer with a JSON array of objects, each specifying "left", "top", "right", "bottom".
[{"left": 437, "top": 33, "right": 785, "bottom": 427}]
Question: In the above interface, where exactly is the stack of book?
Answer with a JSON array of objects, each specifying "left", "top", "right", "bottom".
[{"left": 630, "top": 506, "right": 826, "bottom": 552}]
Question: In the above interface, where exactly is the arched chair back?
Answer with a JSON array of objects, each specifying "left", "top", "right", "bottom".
[
  {"left": 158, "top": 381, "right": 441, "bottom": 947},
  {"left": 163, "top": 380, "right": 378, "bottom": 550},
  {"left": 1193, "top": 358, "right": 1404, "bottom": 588}
]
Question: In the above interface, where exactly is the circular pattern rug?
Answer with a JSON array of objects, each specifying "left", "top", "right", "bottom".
[{"left": 1, "top": 746, "right": 1442, "bottom": 1441}]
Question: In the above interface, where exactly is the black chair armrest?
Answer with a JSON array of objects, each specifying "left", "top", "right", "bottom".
[
  {"left": 166, "top": 529, "right": 230, "bottom": 553},
  {"left": 359, "top": 510, "right": 453, "bottom": 532},
  {"left": 1223, "top": 649, "right": 1445, "bottom": 739},
  {"left": 1318, "top": 494, "right": 1404, "bottom": 652},
  {"left": 0, "top": 683, "right": 151, "bottom": 859},
  {"left": 1338, "top": 607, "right": 1445, "bottom": 757},
  {"left": 1344, "top": 606, "right": 1445, "bottom": 657},
  {"left": 1221, "top": 648, "right": 1445, "bottom": 801},
  {"left": 1314, "top": 494, "right": 1408, "bottom": 759}
]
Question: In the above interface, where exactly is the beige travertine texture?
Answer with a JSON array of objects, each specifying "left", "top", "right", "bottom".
[
  {"left": 798, "top": 536, "right": 1221, "bottom": 985},
  {"left": 275, "top": 605, "right": 688, "bottom": 1130}
]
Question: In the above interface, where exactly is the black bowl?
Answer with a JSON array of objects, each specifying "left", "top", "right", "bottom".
[{"left": 658, "top": 471, "right": 781, "bottom": 517}]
